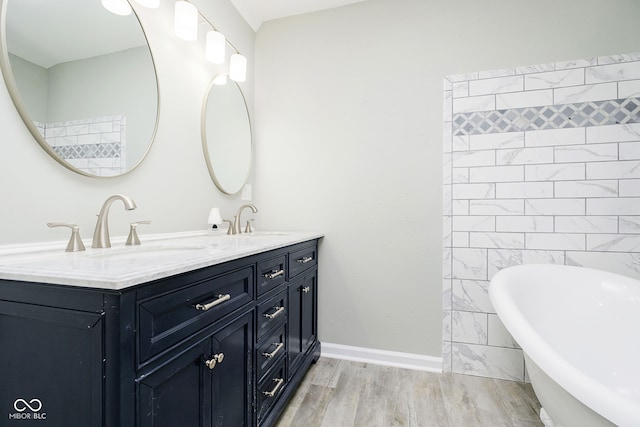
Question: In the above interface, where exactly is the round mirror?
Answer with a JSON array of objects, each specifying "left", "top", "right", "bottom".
[
  {"left": 202, "top": 77, "right": 252, "bottom": 195},
  {"left": 0, "top": 0, "right": 159, "bottom": 178}
]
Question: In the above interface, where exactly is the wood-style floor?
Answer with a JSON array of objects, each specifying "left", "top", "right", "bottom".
[{"left": 276, "top": 358, "right": 543, "bottom": 427}]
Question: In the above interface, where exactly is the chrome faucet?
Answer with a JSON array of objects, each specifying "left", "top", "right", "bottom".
[
  {"left": 232, "top": 204, "right": 258, "bottom": 234},
  {"left": 92, "top": 194, "right": 137, "bottom": 248}
]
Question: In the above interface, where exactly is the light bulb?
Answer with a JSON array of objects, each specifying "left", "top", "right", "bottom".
[
  {"left": 102, "top": 0, "right": 132, "bottom": 16},
  {"left": 174, "top": 1, "right": 198, "bottom": 41},
  {"left": 229, "top": 54, "right": 247, "bottom": 82},
  {"left": 206, "top": 31, "right": 226, "bottom": 64},
  {"left": 134, "top": 0, "right": 159, "bottom": 7}
]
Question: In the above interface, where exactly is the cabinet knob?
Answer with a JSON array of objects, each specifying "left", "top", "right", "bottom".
[
  {"left": 302, "top": 286, "right": 311, "bottom": 293},
  {"left": 205, "top": 353, "right": 224, "bottom": 370}
]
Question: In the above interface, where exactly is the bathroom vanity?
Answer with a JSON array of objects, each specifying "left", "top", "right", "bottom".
[{"left": 0, "top": 232, "right": 321, "bottom": 427}]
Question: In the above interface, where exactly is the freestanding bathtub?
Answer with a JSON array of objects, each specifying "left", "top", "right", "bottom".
[{"left": 489, "top": 264, "right": 640, "bottom": 427}]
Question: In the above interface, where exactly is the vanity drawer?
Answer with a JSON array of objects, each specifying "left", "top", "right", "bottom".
[
  {"left": 257, "top": 255, "right": 287, "bottom": 296},
  {"left": 256, "top": 325, "right": 286, "bottom": 382},
  {"left": 257, "top": 360, "right": 287, "bottom": 424},
  {"left": 288, "top": 245, "right": 317, "bottom": 279},
  {"left": 138, "top": 266, "right": 254, "bottom": 362},
  {"left": 256, "top": 290, "right": 287, "bottom": 341}
]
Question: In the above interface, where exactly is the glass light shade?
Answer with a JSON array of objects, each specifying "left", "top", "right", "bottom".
[
  {"left": 101, "top": 0, "right": 132, "bottom": 16},
  {"left": 229, "top": 54, "right": 247, "bottom": 82},
  {"left": 205, "top": 31, "right": 226, "bottom": 64},
  {"left": 174, "top": 1, "right": 198, "bottom": 41},
  {"left": 134, "top": 0, "right": 159, "bottom": 7},
  {"left": 212, "top": 74, "right": 228, "bottom": 85},
  {"left": 207, "top": 208, "right": 222, "bottom": 226}
]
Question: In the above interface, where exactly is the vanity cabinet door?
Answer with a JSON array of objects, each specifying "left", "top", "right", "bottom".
[
  {"left": 287, "top": 268, "right": 318, "bottom": 379},
  {"left": 0, "top": 300, "right": 104, "bottom": 427}
]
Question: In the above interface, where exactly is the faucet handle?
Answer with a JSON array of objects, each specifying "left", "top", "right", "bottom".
[
  {"left": 47, "top": 223, "right": 86, "bottom": 252},
  {"left": 244, "top": 219, "right": 254, "bottom": 233},
  {"left": 126, "top": 220, "right": 151, "bottom": 246},
  {"left": 223, "top": 219, "right": 234, "bottom": 235}
]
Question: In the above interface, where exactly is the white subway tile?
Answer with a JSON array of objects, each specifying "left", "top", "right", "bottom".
[
  {"left": 587, "top": 160, "right": 640, "bottom": 179},
  {"left": 566, "top": 251, "right": 640, "bottom": 281},
  {"left": 453, "top": 95, "right": 496, "bottom": 114},
  {"left": 469, "top": 76, "right": 523, "bottom": 96},
  {"left": 452, "top": 279, "right": 493, "bottom": 312},
  {"left": 586, "top": 123, "right": 640, "bottom": 143},
  {"left": 554, "top": 82, "right": 617, "bottom": 104},
  {"left": 555, "top": 143, "right": 618, "bottom": 163},
  {"left": 620, "top": 216, "right": 640, "bottom": 233},
  {"left": 470, "top": 200, "right": 525, "bottom": 216},
  {"left": 496, "top": 182, "right": 553, "bottom": 199},
  {"left": 555, "top": 216, "right": 618, "bottom": 233},
  {"left": 470, "top": 165, "right": 524, "bottom": 183},
  {"left": 586, "top": 61, "right": 640, "bottom": 83},
  {"left": 554, "top": 180, "right": 618, "bottom": 198},
  {"left": 525, "top": 198, "right": 585, "bottom": 215},
  {"left": 444, "top": 154, "right": 452, "bottom": 184},
  {"left": 516, "top": 63, "right": 555, "bottom": 74},
  {"left": 67, "top": 124, "right": 90, "bottom": 136},
  {"left": 470, "top": 132, "right": 524, "bottom": 150},
  {"left": 452, "top": 81, "right": 469, "bottom": 98},
  {"left": 488, "top": 315, "right": 519, "bottom": 348},
  {"left": 555, "top": 58, "right": 597, "bottom": 70},
  {"left": 443, "top": 216, "right": 452, "bottom": 247},
  {"left": 452, "top": 311, "right": 488, "bottom": 345},
  {"left": 496, "top": 89, "right": 553, "bottom": 109},
  {"left": 452, "top": 248, "right": 488, "bottom": 280},
  {"left": 525, "top": 68, "right": 584, "bottom": 90},
  {"left": 470, "top": 232, "right": 525, "bottom": 249},
  {"left": 452, "top": 232, "right": 470, "bottom": 247},
  {"left": 526, "top": 233, "right": 585, "bottom": 250},
  {"left": 478, "top": 68, "right": 516, "bottom": 79},
  {"left": 620, "top": 142, "right": 640, "bottom": 160},
  {"left": 90, "top": 122, "right": 114, "bottom": 134},
  {"left": 451, "top": 343, "right": 524, "bottom": 381},
  {"left": 587, "top": 234, "right": 640, "bottom": 252},
  {"left": 525, "top": 163, "right": 585, "bottom": 181},
  {"left": 597, "top": 53, "right": 640, "bottom": 65},
  {"left": 453, "top": 216, "right": 495, "bottom": 232},
  {"left": 77, "top": 134, "right": 101, "bottom": 145},
  {"left": 620, "top": 179, "right": 640, "bottom": 196},
  {"left": 443, "top": 91, "right": 453, "bottom": 121},
  {"left": 487, "top": 249, "right": 565, "bottom": 278},
  {"left": 452, "top": 168, "right": 469, "bottom": 183},
  {"left": 453, "top": 183, "right": 495, "bottom": 200},
  {"left": 619, "top": 79, "right": 640, "bottom": 98},
  {"left": 497, "top": 147, "right": 554, "bottom": 165},
  {"left": 443, "top": 77, "right": 453, "bottom": 91},
  {"left": 452, "top": 150, "right": 495, "bottom": 168},
  {"left": 525, "top": 127, "right": 586, "bottom": 147},
  {"left": 443, "top": 248, "right": 452, "bottom": 279},
  {"left": 453, "top": 200, "right": 469, "bottom": 215},
  {"left": 452, "top": 135, "right": 470, "bottom": 152},
  {"left": 496, "top": 216, "right": 554, "bottom": 232},
  {"left": 587, "top": 198, "right": 640, "bottom": 215}
]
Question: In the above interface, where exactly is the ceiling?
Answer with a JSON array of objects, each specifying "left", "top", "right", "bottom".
[{"left": 229, "top": 0, "right": 368, "bottom": 31}]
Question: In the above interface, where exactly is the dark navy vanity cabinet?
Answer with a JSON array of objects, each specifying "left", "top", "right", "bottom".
[{"left": 0, "top": 239, "right": 320, "bottom": 427}]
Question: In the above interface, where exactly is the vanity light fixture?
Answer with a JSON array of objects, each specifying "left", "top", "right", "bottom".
[
  {"left": 229, "top": 54, "right": 247, "bottom": 82},
  {"left": 212, "top": 74, "right": 228, "bottom": 85},
  {"left": 174, "top": 1, "right": 198, "bottom": 41},
  {"left": 101, "top": 0, "right": 132, "bottom": 16},
  {"left": 205, "top": 31, "right": 226, "bottom": 64},
  {"left": 134, "top": 0, "right": 160, "bottom": 8}
]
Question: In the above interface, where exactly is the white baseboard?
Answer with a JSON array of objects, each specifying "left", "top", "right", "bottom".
[{"left": 321, "top": 342, "right": 442, "bottom": 373}]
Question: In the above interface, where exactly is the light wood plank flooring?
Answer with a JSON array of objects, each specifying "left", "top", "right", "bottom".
[{"left": 276, "top": 358, "right": 543, "bottom": 427}]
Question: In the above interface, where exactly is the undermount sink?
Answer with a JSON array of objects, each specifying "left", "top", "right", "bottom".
[{"left": 84, "top": 244, "right": 209, "bottom": 260}]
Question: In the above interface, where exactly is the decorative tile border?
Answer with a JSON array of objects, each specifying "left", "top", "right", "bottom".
[{"left": 442, "top": 51, "right": 640, "bottom": 381}]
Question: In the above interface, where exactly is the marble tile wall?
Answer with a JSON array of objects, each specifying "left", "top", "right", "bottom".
[
  {"left": 442, "top": 52, "right": 640, "bottom": 381},
  {"left": 36, "top": 115, "right": 126, "bottom": 177}
]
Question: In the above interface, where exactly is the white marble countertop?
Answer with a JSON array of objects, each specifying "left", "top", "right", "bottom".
[{"left": 0, "top": 230, "right": 323, "bottom": 290}]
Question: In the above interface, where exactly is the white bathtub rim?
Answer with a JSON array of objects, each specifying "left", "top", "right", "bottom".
[{"left": 490, "top": 264, "right": 640, "bottom": 427}]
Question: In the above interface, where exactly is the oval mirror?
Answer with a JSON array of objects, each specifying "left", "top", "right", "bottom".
[
  {"left": 0, "top": 0, "right": 159, "bottom": 178},
  {"left": 202, "top": 77, "right": 252, "bottom": 195}
]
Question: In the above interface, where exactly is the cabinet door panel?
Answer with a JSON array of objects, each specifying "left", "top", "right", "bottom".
[
  {"left": 211, "top": 312, "right": 253, "bottom": 427},
  {"left": 0, "top": 300, "right": 103, "bottom": 427},
  {"left": 287, "top": 269, "right": 318, "bottom": 379},
  {"left": 137, "top": 340, "right": 211, "bottom": 427}
]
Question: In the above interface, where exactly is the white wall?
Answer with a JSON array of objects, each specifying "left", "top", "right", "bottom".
[
  {"left": 254, "top": 0, "right": 640, "bottom": 358},
  {"left": 0, "top": 0, "right": 254, "bottom": 245}
]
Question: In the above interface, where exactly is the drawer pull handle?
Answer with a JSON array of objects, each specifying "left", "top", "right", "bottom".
[
  {"left": 264, "top": 306, "right": 285, "bottom": 319},
  {"left": 263, "top": 378, "right": 284, "bottom": 397},
  {"left": 262, "top": 342, "right": 284, "bottom": 359},
  {"left": 264, "top": 269, "right": 284, "bottom": 280},
  {"left": 205, "top": 353, "right": 224, "bottom": 370},
  {"left": 297, "top": 256, "right": 313, "bottom": 264},
  {"left": 196, "top": 294, "right": 231, "bottom": 311},
  {"left": 302, "top": 286, "right": 311, "bottom": 294}
]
